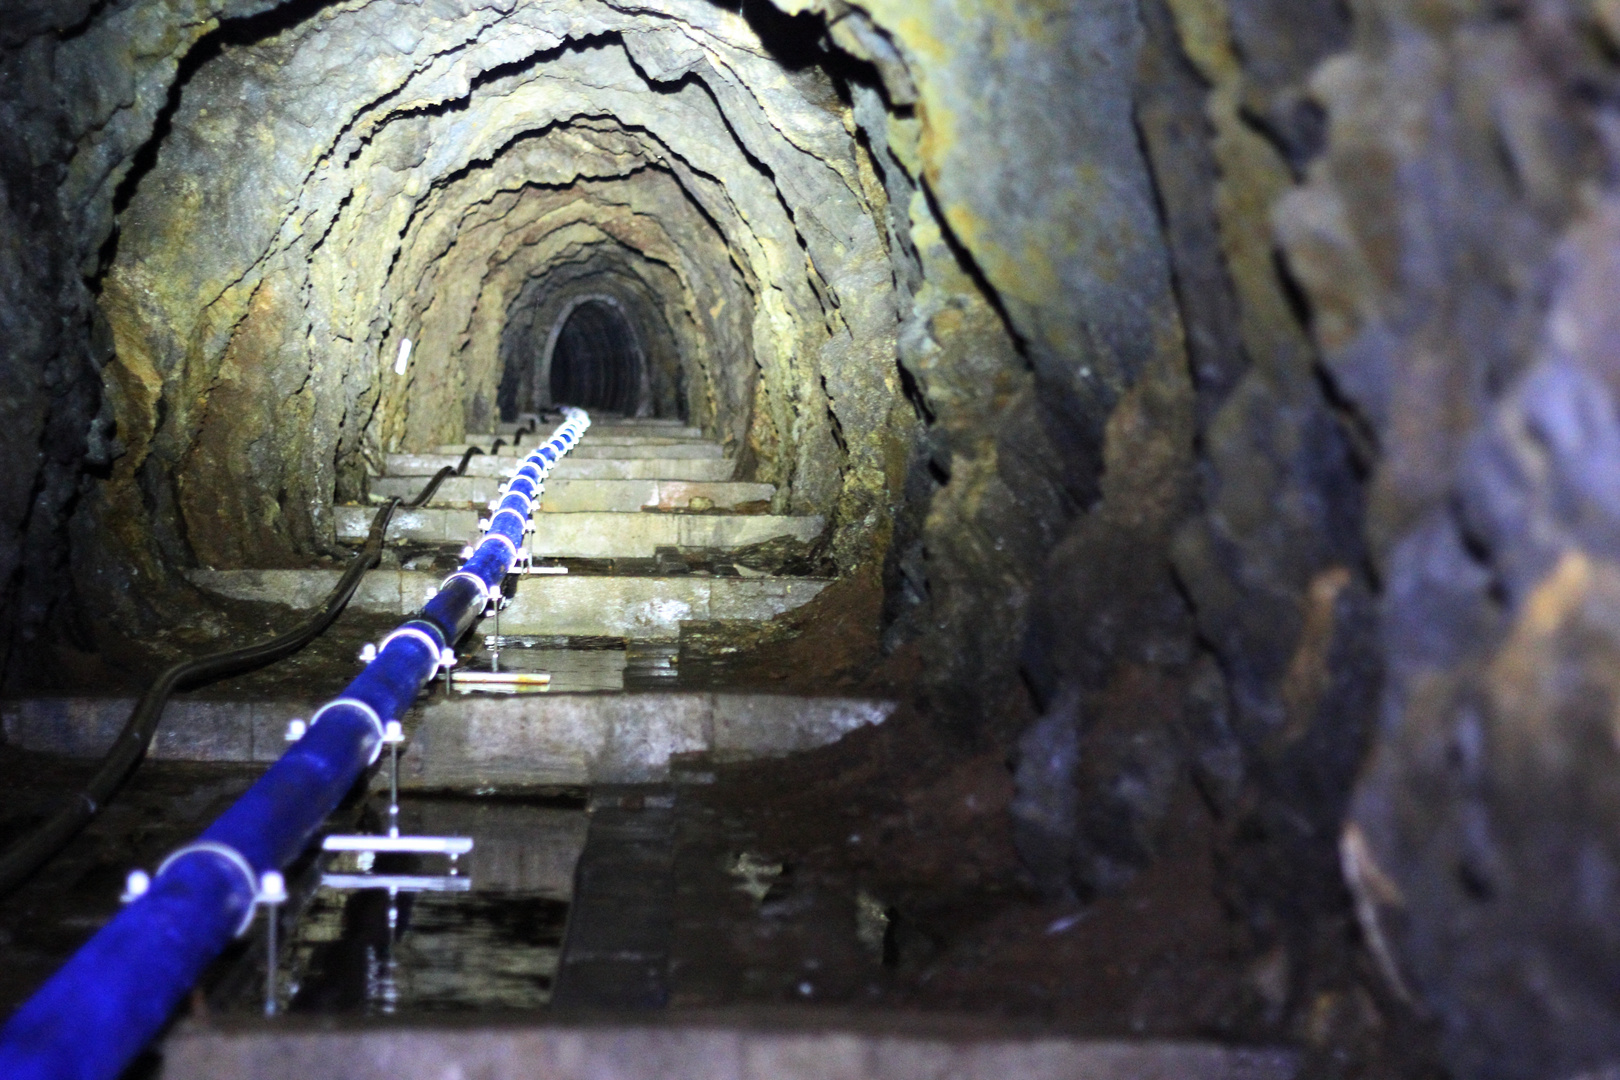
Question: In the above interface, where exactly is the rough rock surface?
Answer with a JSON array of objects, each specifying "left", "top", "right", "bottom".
[
  {"left": 5, "top": 0, "right": 1620, "bottom": 1074},
  {"left": 1277, "top": 5, "right": 1620, "bottom": 1076}
]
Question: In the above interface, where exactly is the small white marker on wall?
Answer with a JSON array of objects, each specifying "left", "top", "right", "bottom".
[{"left": 394, "top": 337, "right": 413, "bottom": 375}]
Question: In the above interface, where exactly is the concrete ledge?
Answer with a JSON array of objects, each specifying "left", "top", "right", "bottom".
[
  {"left": 1, "top": 694, "right": 894, "bottom": 781},
  {"left": 568, "top": 443, "right": 723, "bottom": 459},
  {"left": 385, "top": 455, "right": 736, "bottom": 481},
  {"left": 528, "top": 513, "right": 823, "bottom": 559},
  {"left": 436, "top": 443, "right": 724, "bottom": 459},
  {"left": 188, "top": 571, "right": 830, "bottom": 638},
  {"left": 503, "top": 576, "right": 830, "bottom": 637},
  {"left": 367, "top": 477, "right": 776, "bottom": 512},
  {"left": 566, "top": 435, "right": 704, "bottom": 446},
  {"left": 1, "top": 696, "right": 322, "bottom": 763},
  {"left": 335, "top": 505, "right": 467, "bottom": 543},
  {"left": 191, "top": 568, "right": 424, "bottom": 613},
  {"left": 536, "top": 481, "right": 775, "bottom": 513},
  {"left": 162, "top": 1014, "right": 1299, "bottom": 1080},
  {"left": 470, "top": 425, "right": 705, "bottom": 441},
  {"left": 403, "top": 694, "right": 896, "bottom": 787},
  {"left": 495, "top": 435, "right": 707, "bottom": 447},
  {"left": 334, "top": 508, "right": 823, "bottom": 556}
]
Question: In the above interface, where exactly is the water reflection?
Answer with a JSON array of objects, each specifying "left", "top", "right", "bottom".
[{"left": 272, "top": 796, "right": 583, "bottom": 1014}]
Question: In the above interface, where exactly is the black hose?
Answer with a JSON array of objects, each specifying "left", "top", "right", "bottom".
[
  {"left": 0, "top": 437, "right": 499, "bottom": 897},
  {"left": 0, "top": 499, "right": 405, "bottom": 899},
  {"left": 405, "top": 467, "right": 454, "bottom": 508},
  {"left": 402, "top": 445, "right": 483, "bottom": 508}
]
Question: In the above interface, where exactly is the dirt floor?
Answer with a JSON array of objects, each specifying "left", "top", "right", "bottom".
[{"left": 664, "top": 564, "right": 1450, "bottom": 1079}]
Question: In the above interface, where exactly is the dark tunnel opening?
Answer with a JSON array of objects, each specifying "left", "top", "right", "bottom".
[
  {"left": 545, "top": 298, "right": 646, "bottom": 415},
  {"left": 7, "top": 0, "right": 1617, "bottom": 1075}
]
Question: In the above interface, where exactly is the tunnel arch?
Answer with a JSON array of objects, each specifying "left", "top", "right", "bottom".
[
  {"left": 540, "top": 294, "right": 649, "bottom": 416},
  {"left": 494, "top": 252, "right": 695, "bottom": 425},
  {"left": 11, "top": 0, "right": 1597, "bottom": 1070}
]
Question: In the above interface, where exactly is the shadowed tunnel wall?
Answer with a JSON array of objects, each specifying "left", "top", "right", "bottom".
[{"left": 4, "top": 1, "right": 1620, "bottom": 1076}]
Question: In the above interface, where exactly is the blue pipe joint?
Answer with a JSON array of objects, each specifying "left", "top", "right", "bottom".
[
  {"left": 206, "top": 708, "right": 383, "bottom": 875},
  {"left": 464, "top": 543, "right": 515, "bottom": 587},
  {"left": 353, "top": 645, "right": 432, "bottom": 715},
  {"left": 0, "top": 857, "right": 250, "bottom": 1080},
  {"left": 423, "top": 573, "right": 489, "bottom": 641},
  {"left": 487, "top": 507, "right": 526, "bottom": 546}
]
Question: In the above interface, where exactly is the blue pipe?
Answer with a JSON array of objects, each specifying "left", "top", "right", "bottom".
[{"left": 0, "top": 409, "right": 590, "bottom": 1080}]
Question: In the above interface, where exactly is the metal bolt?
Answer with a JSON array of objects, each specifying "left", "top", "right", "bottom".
[
  {"left": 121, "top": 869, "right": 151, "bottom": 904},
  {"left": 260, "top": 870, "right": 287, "bottom": 1017}
]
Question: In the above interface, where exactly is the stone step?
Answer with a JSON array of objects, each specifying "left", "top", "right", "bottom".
[
  {"left": 586, "top": 425, "right": 703, "bottom": 438},
  {"left": 0, "top": 693, "right": 892, "bottom": 783},
  {"left": 466, "top": 431, "right": 707, "bottom": 445},
  {"left": 334, "top": 506, "right": 823, "bottom": 555},
  {"left": 385, "top": 454, "right": 737, "bottom": 481},
  {"left": 189, "top": 569, "right": 829, "bottom": 639},
  {"left": 162, "top": 1019, "right": 1300, "bottom": 1080},
  {"left": 368, "top": 476, "right": 775, "bottom": 512},
  {"left": 404, "top": 694, "right": 894, "bottom": 788},
  {"left": 433, "top": 442, "right": 723, "bottom": 459},
  {"left": 571, "top": 442, "right": 723, "bottom": 459},
  {"left": 492, "top": 418, "right": 694, "bottom": 435}
]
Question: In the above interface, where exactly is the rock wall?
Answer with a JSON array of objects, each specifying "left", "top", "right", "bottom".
[
  {"left": 1281, "top": 4, "right": 1620, "bottom": 1076},
  {"left": 0, "top": 0, "right": 220, "bottom": 678},
  {"left": 4, "top": 0, "right": 1620, "bottom": 1073}
]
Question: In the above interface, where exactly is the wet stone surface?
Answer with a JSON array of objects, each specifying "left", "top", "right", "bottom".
[
  {"left": 462, "top": 636, "right": 629, "bottom": 694},
  {"left": 0, "top": 749, "right": 265, "bottom": 1015},
  {"left": 208, "top": 793, "right": 587, "bottom": 1017},
  {"left": 0, "top": 745, "right": 591, "bottom": 1025}
]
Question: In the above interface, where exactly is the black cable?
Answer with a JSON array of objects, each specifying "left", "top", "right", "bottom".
[
  {"left": 0, "top": 440, "right": 494, "bottom": 898},
  {"left": 402, "top": 446, "right": 481, "bottom": 509},
  {"left": 0, "top": 433, "right": 505, "bottom": 900},
  {"left": 0, "top": 500, "right": 402, "bottom": 899}
]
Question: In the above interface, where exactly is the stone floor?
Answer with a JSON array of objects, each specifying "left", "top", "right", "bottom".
[{"left": 0, "top": 418, "right": 1333, "bottom": 1078}]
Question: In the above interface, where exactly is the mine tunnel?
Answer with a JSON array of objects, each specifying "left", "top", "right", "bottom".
[
  {"left": 0, "top": 1, "right": 1617, "bottom": 1079},
  {"left": 543, "top": 298, "right": 648, "bottom": 417}
]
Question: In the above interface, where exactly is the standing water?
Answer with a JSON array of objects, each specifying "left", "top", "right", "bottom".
[{"left": 215, "top": 793, "right": 587, "bottom": 1015}]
